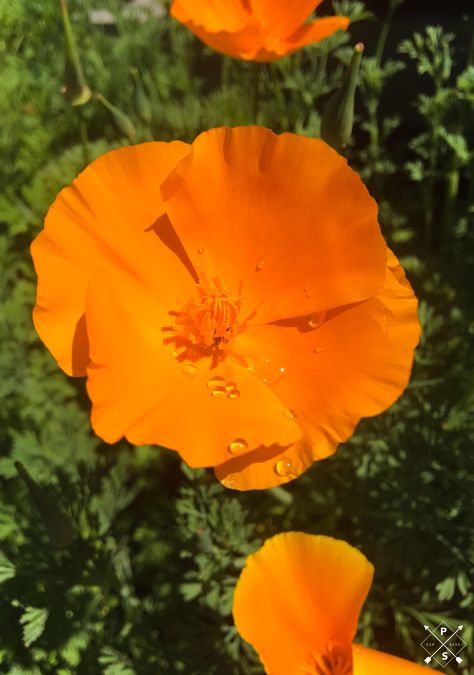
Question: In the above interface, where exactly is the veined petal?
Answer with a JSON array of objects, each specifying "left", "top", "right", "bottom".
[
  {"left": 161, "top": 126, "right": 386, "bottom": 326},
  {"left": 233, "top": 533, "right": 374, "bottom": 675},
  {"left": 248, "top": 0, "right": 322, "bottom": 39},
  {"left": 170, "top": 0, "right": 251, "bottom": 33},
  {"left": 216, "top": 249, "right": 420, "bottom": 490},
  {"left": 353, "top": 645, "right": 431, "bottom": 674},
  {"left": 284, "top": 16, "right": 350, "bottom": 51},
  {"left": 31, "top": 141, "right": 191, "bottom": 376},
  {"left": 85, "top": 266, "right": 301, "bottom": 467}
]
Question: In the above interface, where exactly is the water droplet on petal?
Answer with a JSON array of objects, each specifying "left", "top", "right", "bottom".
[
  {"left": 279, "top": 367, "right": 286, "bottom": 374},
  {"left": 275, "top": 458, "right": 297, "bottom": 477},
  {"left": 211, "top": 386, "right": 227, "bottom": 399},
  {"left": 182, "top": 363, "right": 197, "bottom": 378},
  {"left": 225, "top": 381, "right": 237, "bottom": 392},
  {"left": 227, "top": 388, "right": 241, "bottom": 400},
  {"left": 207, "top": 376, "right": 225, "bottom": 390},
  {"left": 256, "top": 260, "right": 265, "bottom": 271},
  {"left": 222, "top": 473, "right": 236, "bottom": 488},
  {"left": 194, "top": 260, "right": 201, "bottom": 269},
  {"left": 308, "top": 311, "right": 326, "bottom": 329},
  {"left": 172, "top": 350, "right": 179, "bottom": 359},
  {"left": 228, "top": 438, "right": 248, "bottom": 454},
  {"left": 197, "top": 247, "right": 204, "bottom": 254},
  {"left": 283, "top": 408, "right": 297, "bottom": 421},
  {"left": 313, "top": 347, "right": 323, "bottom": 354},
  {"left": 304, "top": 286, "right": 312, "bottom": 297}
]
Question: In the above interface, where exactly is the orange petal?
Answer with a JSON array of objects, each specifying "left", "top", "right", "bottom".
[
  {"left": 253, "top": 15, "right": 350, "bottom": 61},
  {"left": 283, "top": 16, "right": 350, "bottom": 51},
  {"left": 170, "top": 19, "right": 265, "bottom": 61},
  {"left": 233, "top": 532, "right": 374, "bottom": 675},
  {"left": 31, "top": 141, "right": 191, "bottom": 376},
  {"left": 162, "top": 127, "right": 386, "bottom": 326},
  {"left": 248, "top": 0, "right": 339, "bottom": 43},
  {"left": 85, "top": 266, "right": 301, "bottom": 467},
  {"left": 353, "top": 645, "right": 431, "bottom": 674},
  {"left": 170, "top": 0, "right": 250, "bottom": 33},
  {"left": 216, "top": 249, "right": 420, "bottom": 490}
]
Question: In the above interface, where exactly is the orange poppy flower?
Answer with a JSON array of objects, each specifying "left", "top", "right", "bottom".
[
  {"left": 31, "top": 126, "right": 420, "bottom": 490},
  {"left": 233, "top": 532, "right": 431, "bottom": 674},
  {"left": 170, "top": 0, "right": 350, "bottom": 62}
]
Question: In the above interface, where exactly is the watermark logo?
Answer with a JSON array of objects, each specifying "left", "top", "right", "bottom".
[{"left": 421, "top": 622, "right": 466, "bottom": 668}]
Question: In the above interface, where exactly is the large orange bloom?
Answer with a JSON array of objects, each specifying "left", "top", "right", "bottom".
[
  {"left": 170, "top": 0, "right": 349, "bottom": 62},
  {"left": 31, "top": 126, "right": 420, "bottom": 490},
  {"left": 233, "top": 532, "right": 431, "bottom": 674}
]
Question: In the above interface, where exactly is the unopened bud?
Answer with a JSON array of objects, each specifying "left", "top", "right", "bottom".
[
  {"left": 96, "top": 93, "right": 136, "bottom": 142},
  {"left": 321, "top": 43, "right": 364, "bottom": 151},
  {"left": 15, "top": 461, "right": 74, "bottom": 548},
  {"left": 59, "top": 0, "right": 91, "bottom": 106}
]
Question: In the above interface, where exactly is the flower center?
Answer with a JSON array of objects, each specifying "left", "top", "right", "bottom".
[
  {"left": 164, "top": 279, "right": 245, "bottom": 361},
  {"left": 300, "top": 642, "right": 353, "bottom": 675}
]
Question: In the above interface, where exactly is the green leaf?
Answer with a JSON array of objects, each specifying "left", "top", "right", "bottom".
[
  {"left": 0, "top": 550, "right": 16, "bottom": 583},
  {"left": 20, "top": 607, "right": 49, "bottom": 648}
]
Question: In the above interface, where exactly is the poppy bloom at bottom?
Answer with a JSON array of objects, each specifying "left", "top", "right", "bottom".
[{"left": 233, "top": 532, "right": 430, "bottom": 674}]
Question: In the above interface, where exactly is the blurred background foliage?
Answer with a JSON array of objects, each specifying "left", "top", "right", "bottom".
[{"left": 0, "top": 0, "right": 473, "bottom": 673}]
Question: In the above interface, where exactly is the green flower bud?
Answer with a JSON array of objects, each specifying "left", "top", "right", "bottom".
[
  {"left": 96, "top": 93, "right": 136, "bottom": 142},
  {"left": 15, "top": 462, "right": 74, "bottom": 548},
  {"left": 59, "top": 0, "right": 91, "bottom": 106},
  {"left": 321, "top": 43, "right": 364, "bottom": 151}
]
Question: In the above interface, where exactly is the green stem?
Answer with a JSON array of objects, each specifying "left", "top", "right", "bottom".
[{"left": 375, "top": 0, "right": 398, "bottom": 67}]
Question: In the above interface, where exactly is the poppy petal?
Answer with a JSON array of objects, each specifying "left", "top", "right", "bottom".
[
  {"left": 161, "top": 126, "right": 386, "bottom": 326},
  {"left": 170, "top": 0, "right": 250, "bottom": 33},
  {"left": 85, "top": 266, "right": 301, "bottom": 467},
  {"left": 353, "top": 645, "right": 431, "bottom": 673},
  {"left": 284, "top": 16, "right": 350, "bottom": 51},
  {"left": 253, "top": 15, "right": 350, "bottom": 61},
  {"left": 31, "top": 142, "right": 191, "bottom": 376},
  {"left": 170, "top": 20, "right": 265, "bottom": 61},
  {"left": 216, "top": 250, "right": 420, "bottom": 490},
  {"left": 248, "top": 0, "right": 323, "bottom": 40},
  {"left": 233, "top": 532, "right": 374, "bottom": 675}
]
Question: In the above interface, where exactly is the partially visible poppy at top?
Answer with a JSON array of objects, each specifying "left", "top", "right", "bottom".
[
  {"left": 170, "top": 0, "right": 349, "bottom": 62},
  {"left": 233, "top": 532, "right": 431, "bottom": 674},
  {"left": 31, "top": 126, "right": 420, "bottom": 491}
]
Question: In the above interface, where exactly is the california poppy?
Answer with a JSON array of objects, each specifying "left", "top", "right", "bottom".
[
  {"left": 31, "top": 126, "right": 419, "bottom": 490},
  {"left": 170, "top": 0, "right": 349, "bottom": 62},
  {"left": 233, "top": 532, "right": 430, "bottom": 674}
]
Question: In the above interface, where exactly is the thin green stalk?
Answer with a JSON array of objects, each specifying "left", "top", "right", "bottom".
[{"left": 375, "top": 0, "right": 400, "bottom": 66}]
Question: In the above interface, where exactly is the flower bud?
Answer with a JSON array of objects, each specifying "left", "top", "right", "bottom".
[
  {"left": 321, "top": 43, "right": 364, "bottom": 151},
  {"left": 15, "top": 461, "right": 74, "bottom": 548},
  {"left": 59, "top": 0, "right": 91, "bottom": 106},
  {"left": 96, "top": 93, "right": 136, "bottom": 142}
]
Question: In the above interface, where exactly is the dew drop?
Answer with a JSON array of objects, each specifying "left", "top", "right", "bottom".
[
  {"left": 194, "top": 260, "right": 201, "bottom": 269},
  {"left": 308, "top": 311, "right": 326, "bottom": 329},
  {"left": 304, "top": 286, "right": 312, "bottom": 297},
  {"left": 228, "top": 438, "right": 248, "bottom": 454},
  {"left": 182, "top": 363, "right": 197, "bottom": 378},
  {"left": 222, "top": 473, "right": 236, "bottom": 488},
  {"left": 197, "top": 247, "right": 204, "bottom": 254},
  {"left": 283, "top": 408, "right": 297, "bottom": 421},
  {"left": 274, "top": 458, "right": 296, "bottom": 477},
  {"left": 172, "top": 350, "right": 179, "bottom": 359},
  {"left": 227, "top": 389, "right": 241, "bottom": 400},
  {"left": 256, "top": 260, "right": 265, "bottom": 271},
  {"left": 211, "top": 386, "right": 227, "bottom": 398},
  {"left": 313, "top": 347, "right": 323, "bottom": 354},
  {"left": 225, "top": 381, "right": 237, "bottom": 392},
  {"left": 207, "top": 376, "right": 225, "bottom": 390}
]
